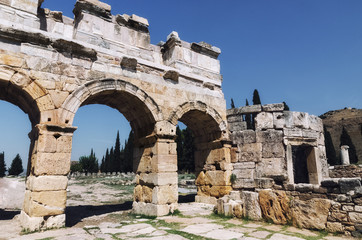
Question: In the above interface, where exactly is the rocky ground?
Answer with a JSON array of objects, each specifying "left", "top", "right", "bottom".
[{"left": 0, "top": 175, "right": 357, "bottom": 240}]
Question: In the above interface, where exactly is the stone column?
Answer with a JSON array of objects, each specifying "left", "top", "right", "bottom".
[
  {"left": 133, "top": 135, "right": 178, "bottom": 216},
  {"left": 20, "top": 124, "right": 76, "bottom": 231},
  {"left": 195, "top": 141, "right": 233, "bottom": 205},
  {"left": 340, "top": 145, "right": 350, "bottom": 165}
]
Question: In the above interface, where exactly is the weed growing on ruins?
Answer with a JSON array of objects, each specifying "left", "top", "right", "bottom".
[
  {"left": 230, "top": 173, "right": 237, "bottom": 184},
  {"left": 167, "top": 209, "right": 183, "bottom": 217},
  {"left": 83, "top": 226, "right": 100, "bottom": 235}
]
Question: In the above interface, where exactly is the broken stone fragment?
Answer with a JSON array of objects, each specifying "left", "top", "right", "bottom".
[
  {"left": 167, "top": 31, "right": 180, "bottom": 42},
  {"left": 163, "top": 70, "right": 179, "bottom": 82},
  {"left": 120, "top": 57, "right": 137, "bottom": 70},
  {"left": 73, "top": 0, "right": 111, "bottom": 19},
  {"left": 191, "top": 41, "right": 221, "bottom": 58}
]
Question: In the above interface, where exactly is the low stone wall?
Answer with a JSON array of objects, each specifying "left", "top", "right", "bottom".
[
  {"left": 216, "top": 178, "right": 362, "bottom": 237},
  {"left": 329, "top": 165, "right": 362, "bottom": 178},
  {"left": 69, "top": 172, "right": 135, "bottom": 179}
]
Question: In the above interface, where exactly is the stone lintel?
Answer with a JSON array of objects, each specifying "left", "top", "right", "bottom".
[
  {"left": 37, "top": 124, "right": 77, "bottom": 134},
  {"left": 227, "top": 104, "right": 262, "bottom": 116},
  {"left": 73, "top": 0, "right": 111, "bottom": 20},
  {"left": 262, "top": 103, "right": 284, "bottom": 112},
  {"left": 191, "top": 42, "right": 221, "bottom": 59}
]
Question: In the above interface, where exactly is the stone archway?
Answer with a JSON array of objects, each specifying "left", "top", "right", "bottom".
[{"left": 168, "top": 101, "right": 232, "bottom": 205}]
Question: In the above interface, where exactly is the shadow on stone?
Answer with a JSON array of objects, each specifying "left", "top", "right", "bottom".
[
  {"left": 178, "top": 194, "right": 196, "bottom": 203},
  {"left": 65, "top": 201, "right": 133, "bottom": 227},
  {"left": 0, "top": 209, "right": 20, "bottom": 220}
]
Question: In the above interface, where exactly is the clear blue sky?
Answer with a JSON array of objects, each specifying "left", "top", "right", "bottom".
[{"left": 0, "top": 0, "right": 361, "bottom": 169}]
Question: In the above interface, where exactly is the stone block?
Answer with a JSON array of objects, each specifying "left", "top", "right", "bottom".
[
  {"left": 229, "top": 122, "right": 247, "bottom": 132},
  {"left": 309, "top": 115, "right": 323, "bottom": 132},
  {"left": 151, "top": 154, "right": 177, "bottom": 172},
  {"left": 233, "top": 168, "right": 254, "bottom": 179},
  {"left": 132, "top": 202, "right": 173, "bottom": 216},
  {"left": 0, "top": 53, "right": 24, "bottom": 67},
  {"left": 283, "top": 128, "right": 303, "bottom": 137},
  {"left": 262, "top": 142, "right": 285, "bottom": 158},
  {"left": 23, "top": 190, "right": 66, "bottom": 217},
  {"left": 256, "top": 158, "right": 285, "bottom": 178},
  {"left": 138, "top": 172, "right": 177, "bottom": 186},
  {"left": 326, "top": 222, "right": 344, "bottom": 233},
  {"left": 26, "top": 176, "right": 68, "bottom": 191},
  {"left": 19, "top": 211, "right": 44, "bottom": 232},
  {"left": 121, "top": 57, "right": 137, "bottom": 70},
  {"left": 339, "top": 178, "right": 361, "bottom": 194},
  {"left": 349, "top": 212, "right": 362, "bottom": 223},
  {"left": 262, "top": 103, "right": 284, "bottom": 112},
  {"left": 205, "top": 170, "right": 232, "bottom": 186},
  {"left": 45, "top": 214, "right": 66, "bottom": 229},
  {"left": 209, "top": 186, "right": 233, "bottom": 198},
  {"left": 232, "top": 179, "right": 255, "bottom": 189},
  {"left": 321, "top": 178, "right": 339, "bottom": 188},
  {"left": 231, "top": 130, "right": 256, "bottom": 144},
  {"left": 255, "top": 112, "right": 273, "bottom": 130},
  {"left": 237, "top": 105, "right": 262, "bottom": 114},
  {"left": 32, "top": 152, "right": 71, "bottom": 176},
  {"left": 292, "top": 112, "right": 310, "bottom": 129},
  {"left": 241, "top": 191, "right": 262, "bottom": 220},
  {"left": 227, "top": 115, "right": 243, "bottom": 123},
  {"left": 56, "top": 135, "right": 73, "bottom": 153},
  {"left": 152, "top": 184, "right": 178, "bottom": 205},
  {"left": 11, "top": 0, "right": 42, "bottom": 14},
  {"left": 205, "top": 147, "right": 230, "bottom": 165},
  {"left": 302, "top": 130, "right": 319, "bottom": 139},
  {"left": 134, "top": 185, "right": 153, "bottom": 203},
  {"left": 254, "top": 178, "right": 274, "bottom": 189},
  {"left": 195, "top": 195, "right": 217, "bottom": 205},
  {"left": 233, "top": 162, "right": 255, "bottom": 169},
  {"left": 238, "top": 143, "right": 262, "bottom": 162},
  {"left": 273, "top": 112, "right": 285, "bottom": 129},
  {"left": 0, "top": 66, "right": 15, "bottom": 81},
  {"left": 37, "top": 134, "right": 57, "bottom": 153},
  {"left": 259, "top": 190, "right": 291, "bottom": 224},
  {"left": 131, "top": 14, "right": 149, "bottom": 26},
  {"left": 290, "top": 198, "right": 331, "bottom": 230},
  {"left": 256, "top": 130, "right": 283, "bottom": 143}
]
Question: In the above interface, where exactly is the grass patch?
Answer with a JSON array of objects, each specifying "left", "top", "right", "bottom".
[
  {"left": 37, "top": 238, "right": 55, "bottom": 240},
  {"left": 83, "top": 226, "right": 100, "bottom": 235}
]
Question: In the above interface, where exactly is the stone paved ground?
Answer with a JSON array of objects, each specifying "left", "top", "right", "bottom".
[
  {"left": 0, "top": 176, "right": 358, "bottom": 240},
  {"left": 0, "top": 202, "right": 356, "bottom": 240}
]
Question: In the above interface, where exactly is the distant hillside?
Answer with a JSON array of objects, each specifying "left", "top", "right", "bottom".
[{"left": 320, "top": 108, "right": 362, "bottom": 165}]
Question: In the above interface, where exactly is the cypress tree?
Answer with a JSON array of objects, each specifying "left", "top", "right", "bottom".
[
  {"left": 230, "top": 98, "right": 236, "bottom": 109},
  {"left": 245, "top": 99, "right": 253, "bottom": 129},
  {"left": 8, "top": 154, "right": 23, "bottom": 176},
  {"left": 100, "top": 156, "right": 105, "bottom": 172},
  {"left": 182, "top": 128, "right": 195, "bottom": 172},
  {"left": 79, "top": 149, "right": 98, "bottom": 173},
  {"left": 124, "top": 130, "right": 134, "bottom": 172},
  {"left": 109, "top": 147, "right": 115, "bottom": 172},
  {"left": 104, "top": 148, "right": 110, "bottom": 172},
  {"left": 283, "top": 101, "right": 290, "bottom": 111},
  {"left": 176, "top": 126, "right": 184, "bottom": 171},
  {"left": 0, "top": 152, "right": 6, "bottom": 177},
  {"left": 114, "top": 131, "right": 122, "bottom": 172},
  {"left": 324, "top": 127, "right": 338, "bottom": 165},
  {"left": 340, "top": 127, "right": 359, "bottom": 164},
  {"left": 252, "top": 89, "right": 261, "bottom": 105}
]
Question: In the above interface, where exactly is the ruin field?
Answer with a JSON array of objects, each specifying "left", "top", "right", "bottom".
[{"left": 0, "top": 175, "right": 353, "bottom": 240}]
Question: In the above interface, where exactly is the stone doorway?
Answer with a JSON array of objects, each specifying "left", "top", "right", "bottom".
[{"left": 290, "top": 145, "right": 320, "bottom": 185}]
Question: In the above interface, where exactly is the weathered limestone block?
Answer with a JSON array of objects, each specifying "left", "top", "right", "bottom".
[
  {"left": 121, "top": 57, "right": 137, "bottom": 70},
  {"left": 256, "top": 158, "right": 285, "bottom": 178},
  {"left": 349, "top": 212, "right": 362, "bottom": 223},
  {"left": 152, "top": 184, "right": 178, "bottom": 205},
  {"left": 241, "top": 191, "right": 262, "bottom": 220},
  {"left": 290, "top": 198, "right": 331, "bottom": 230},
  {"left": 309, "top": 115, "right": 323, "bottom": 132},
  {"left": 138, "top": 172, "right": 177, "bottom": 186},
  {"left": 238, "top": 143, "right": 262, "bottom": 162},
  {"left": 195, "top": 195, "right": 217, "bottom": 205},
  {"left": 26, "top": 176, "right": 68, "bottom": 191},
  {"left": 256, "top": 130, "right": 283, "bottom": 143},
  {"left": 205, "top": 170, "right": 232, "bottom": 186},
  {"left": 10, "top": 0, "right": 42, "bottom": 15},
  {"left": 273, "top": 112, "right": 285, "bottom": 129},
  {"left": 254, "top": 178, "right": 274, "bottom": 189},
  {"left": 23, "top": 190, "right": 67, "bottom": 217},
  {"left": 11, "top": 72, "right": 32, "bottom": 88},
  {"left": 134, "top": 185, "right": 152, "bottom": 203},
  {"left": 262, "top": 103, "right": 284, "bottom": 112},
  {"left": 0, "top": 53, "right": 24, "bottom": 67},
  {"left": 262, "top": 142, "right": 285, "bottom": 158},
  {"left": 292, "top": 112, "right": 310, "bottom": 129},
  {"left": 45, "top": 214, "right": 66, "bottom": 229},
  {"left": 255, "top": 112, "right": 273, "bottom": 130},
  {"left": 232, "top": 179, "right": 255, "bottom": 189},
  {"left": 163, "top": 70, "right": 179, "bottom": 82},
  {"left": 132, "top": 202, "right": 174, "bottom": 216},
  {"left": 48, "top": 90, "right": 69, "bottom": 109},
  {"left": 232, "top": 168, "right": 254, "bottom": 179},
  {"left": 19, "top": 211, "right": 44, "bottom": 232},
  {"left": 326, "top": 222, "right": 344, "bottom": 233},
  {"left": 259, "top": 190, "right": 291, "bottom": 224},
  {"left": 205, "top": 147, "right": 231, "bottom": 165},
  {"left": 339, "top": 178, "right": 361, "bottom": 194},
  {"left": 74, "top": 0, "right": 111, "bottom": 19},
  {"left": 151, "top": 154, "right": 177, "bottom": 172},
  {"left": 209, "top": 186, "right": 233, "bottom": 198},
  {"left": 37, "top": 134, "right": 57, "bottom": 153},
  {"left": 32, "top": 152, "right": 71, "bottom": 175},
  {"left": 231, "top": 130, "right": 256, "bottom": 144},
  {"left": 0, "top": 66, "right": 15, "bottom": 81}
]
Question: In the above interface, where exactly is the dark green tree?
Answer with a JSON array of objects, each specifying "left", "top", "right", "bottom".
[
  {"left": 244, "top": 99, "right": 253, "bottom": 129},
  {"left": 283, "top": 101, "right": 290, "bottom": 111},
  {"left": 8, "top": 154, "right": 23, "bottom": 176},
  {"left": 324, "top": 127, "right": 338, "bottom": 165},
  {"left": 79, "top": 149, "right": 99, "bottom": 173},
  {"left": 70, "top": 162, "right": 83, "bottom": 173},
  {"left": 0, "top": 152, "right": 6, "bottom": 177},
  {"left": 252, "top": 89, "right": 261, "bottom": 105},
  {"left": 124, "top": 130, "right": 134, "bottom": 172},
  {"left": 104, "top": 148, "right": 110, "bottom": 172},
  {"left": 181, "top": 128, "right": 195, "bottom": 172},
  {"left": 340, "top": 127, "right": 359, "bottom": 164},
  {"left": 109, "top": 147, "right": 115, "bottom": 172},
  {"left": 114, "top": 131, "right": 122, "bottom": 172},
  {"left": 100, "top": 156, "right": 105, "bottom": 172},
  {"left": 230, "top": 98, "right": 236, "bottom": 109}
]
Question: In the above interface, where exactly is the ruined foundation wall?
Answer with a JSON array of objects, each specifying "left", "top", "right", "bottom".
[{"left": 329, "top": 165, "right": 362, "bottom": 178}]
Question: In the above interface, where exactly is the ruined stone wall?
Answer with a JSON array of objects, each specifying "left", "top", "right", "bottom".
[
  {"left": 329, "top": 165, "right": 362, "bottom": 178},
  {"left": 227, "top": 103, "right": 328, "bottom": 190},
  {"left": 217, "top": 177, "right": 362, "bottom": 237}
]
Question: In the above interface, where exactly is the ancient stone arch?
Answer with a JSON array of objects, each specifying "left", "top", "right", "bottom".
[{"left": 0, "top": 0, "right": 231, "bottom": 230}]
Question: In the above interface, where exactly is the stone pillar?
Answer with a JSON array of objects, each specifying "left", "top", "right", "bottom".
[
  {"left": 133, "top": 135, "right": 178, "bottom": 216},
  {"left": 340, "top": 145, "right": 350, "bottom": 165},
  {"left": 195, "top": 141, "right": 233, "bottom": 205},
  {"left": 20, "top": 124, "right": 76, "bottom": 231},
  {"left": 286, "top": 144, "right": 294, "bottom": 184}
]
